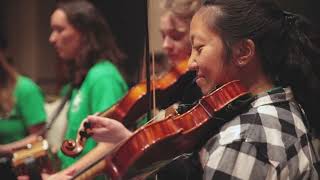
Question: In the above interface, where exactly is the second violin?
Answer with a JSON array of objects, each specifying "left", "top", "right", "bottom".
[{"left": 61, "top": 60, "right": 201, "bottom": 157}]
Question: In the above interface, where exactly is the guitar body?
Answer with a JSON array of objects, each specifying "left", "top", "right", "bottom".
[{"left": 12, "top": 137, "right": 56, "bottom": 176}]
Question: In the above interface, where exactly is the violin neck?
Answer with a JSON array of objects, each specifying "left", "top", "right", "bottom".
[
  {"left": 72, "top": 160, "right": 107, "bottom": 180},
  {"left": 71, "top": 142, "right": 117, "bottom": 180},
  {"left": 99, "top": 105, "right": 113, "bottom": 117}
]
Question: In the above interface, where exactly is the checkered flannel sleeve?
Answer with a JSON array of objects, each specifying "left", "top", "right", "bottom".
[{"left": 203, "top": 137, "right": 318, "bottom": 180}]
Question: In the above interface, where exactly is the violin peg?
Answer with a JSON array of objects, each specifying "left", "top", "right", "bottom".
[
  {"left": 80, "top": 130, "right": 91, "bottom": 138},
  {"left": 84, "top": 122, "right": 91, "bottom": 129}
]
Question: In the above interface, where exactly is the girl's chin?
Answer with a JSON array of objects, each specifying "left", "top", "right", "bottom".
[
  {"left": 196, "top": 78, "right": 211, "bottom": 95},
  {"left": 201, "top": 88, "right": 213, "bottom": 95}
]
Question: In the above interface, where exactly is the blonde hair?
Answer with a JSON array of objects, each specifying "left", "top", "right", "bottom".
[
  {"left": 160, "top": 0, "right": 201, "bottom": 21},
  {"left": 0, "top": 52, "right": 17, "bottom": 118}
]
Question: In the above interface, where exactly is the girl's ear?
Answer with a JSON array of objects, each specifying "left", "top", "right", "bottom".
[{"left": 232, "top": 39, "right": 255, "bottom": 67}]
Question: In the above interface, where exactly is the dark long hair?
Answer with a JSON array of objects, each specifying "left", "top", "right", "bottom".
[
  {"left": 0, "top": 52, "right": 17, "bottom": 118},
  {"left": 202, "top": 0, "right": 320, "bottom": 135},
  {"left": 56, "top": 0, "right": 126, "bottom": 83}
]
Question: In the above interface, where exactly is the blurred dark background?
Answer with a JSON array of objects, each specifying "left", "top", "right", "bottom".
[{"left": 0, "top": 0, "right": 319, "bottom": 96}]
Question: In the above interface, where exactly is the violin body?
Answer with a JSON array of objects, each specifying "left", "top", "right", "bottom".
[
  {"left": 72, "top": 80, "right": 251, "bottom": 180},
  {"left": 105, "top": 80, "right": 250, "bottom": 179}
]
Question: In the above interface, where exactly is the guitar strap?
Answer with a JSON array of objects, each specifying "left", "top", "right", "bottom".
[{"left": 44, "top": 85, "right": 73, "bottom": 132}]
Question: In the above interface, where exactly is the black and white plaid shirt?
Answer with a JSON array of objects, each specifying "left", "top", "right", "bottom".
[{"left": 200, "top": 87, "right": 319, "bottom": 180}]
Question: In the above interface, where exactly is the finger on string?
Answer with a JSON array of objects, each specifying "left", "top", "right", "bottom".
[
  {"left": 87, "top": 115, "right": 112, "bottom": 128},
  {"left": 87, "top": 115, "right": 104, "bottom": 125}
]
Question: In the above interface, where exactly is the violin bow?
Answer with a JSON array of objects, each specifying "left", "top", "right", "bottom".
[{"left": 143, "top": 0, "right": 152, "bottom": 121}]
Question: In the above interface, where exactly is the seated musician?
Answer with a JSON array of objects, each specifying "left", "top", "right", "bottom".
[
  {"left": 0, "top": 36, "right": 47, "bottom": 179},
  {"left": 63, "top": 0, "right": 320, "bottom": 179},
  {"left": 44, "top": 0, "right": 128, "bottom": 179}
]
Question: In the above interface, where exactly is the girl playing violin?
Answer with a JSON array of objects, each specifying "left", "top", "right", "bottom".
[
  {"left": 46, "top": 0, "right": 128, "bottom": 178},
  {"left": 160, "top": 0, "right": 197, "bottom": 64},
  {"left": 83, "top": 0, "right": 320, "bottom": 179},
  {"left": 158, "top": 0, "right": 203, "bottom": 107}
]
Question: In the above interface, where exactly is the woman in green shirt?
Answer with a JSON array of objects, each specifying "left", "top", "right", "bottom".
[
  {"left": 48, "top": 0, "right": 128, "bottom": 172},
  {"left": 0, "top": 41, "right": 47, "bottom": 152},
  {"left": 0, "top": 39, "right": 47, "bottom": 179}
]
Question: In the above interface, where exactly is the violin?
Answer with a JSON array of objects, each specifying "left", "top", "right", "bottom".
[
  {"left": 61, "top": 60, "right": 200, "bottom": 157},
  {"left": 70, "top": 80, "right": 251, "bottom": 180}
]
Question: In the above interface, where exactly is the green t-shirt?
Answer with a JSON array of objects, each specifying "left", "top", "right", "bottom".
[
  {"left": 57, "top": 60, "right": 128, "bottom": 169},
  {"left": 0, "top": 76, "right": 47, "bottom": 144}
]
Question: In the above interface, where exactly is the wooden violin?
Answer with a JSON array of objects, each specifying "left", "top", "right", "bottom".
[
  {"left": 70, "top": 80, "right": 251, "bottom": 180},
  {"left": 61, "top": 60, "right": 200, "bottom": 157}
]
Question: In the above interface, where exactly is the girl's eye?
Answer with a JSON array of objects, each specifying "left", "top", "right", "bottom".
[
  {"left": 170, "top": 32, "right": 185, "bottom": 41},
  {"left": 194, "top": 46, "right": 203, "bottom": 53},
  {"left": 53, "top": 26, "right": 64, "bottom": 33}
]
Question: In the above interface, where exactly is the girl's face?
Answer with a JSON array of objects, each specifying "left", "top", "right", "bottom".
[
  {"left": 49, "top": 9, "right": 82, "bottom": 61},
  {"left": 188, "top": 12, "right": 237, "bottom": 95},
  {"left": 160, "top": 13, "right": 191, "bottom": 63}
]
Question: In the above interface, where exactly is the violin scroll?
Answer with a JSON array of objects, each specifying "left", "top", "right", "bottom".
[
  {"left": 61, "top": 122, "right": 92, "bottom": 157},
  {"left": 61, "top": 140, "right": 80, "bottom": 157}
]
